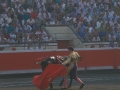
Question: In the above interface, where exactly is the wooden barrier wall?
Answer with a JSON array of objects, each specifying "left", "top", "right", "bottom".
[{"left": 0, "top": 49, "right": 120, "bottom": 74}]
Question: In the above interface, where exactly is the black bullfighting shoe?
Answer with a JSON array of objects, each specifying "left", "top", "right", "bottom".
[{"left": 79, "top": 83, "right": 84, "bottom": 90}]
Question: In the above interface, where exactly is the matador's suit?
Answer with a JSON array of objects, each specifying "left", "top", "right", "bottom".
[{"left": 62, "top": 51, "right": 84, "bottom": 88}]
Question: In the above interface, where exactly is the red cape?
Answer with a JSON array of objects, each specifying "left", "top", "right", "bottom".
[{"left": 32, "top": 64, "right": 67, "bottom": 90}]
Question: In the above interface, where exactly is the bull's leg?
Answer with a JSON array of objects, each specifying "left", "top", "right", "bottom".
[
  {"left": 59, "top": 78, "right": 64, "bottom": 86},
  {"left": 50, "top": 83, "right": 53, "bottom": 89},
  {"left": 41, "top": 61, "right": 48, "bottom": 70}
]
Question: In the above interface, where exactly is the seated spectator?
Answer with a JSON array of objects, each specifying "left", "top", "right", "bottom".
[
  {"left": 5, "top": 14, "right": 12, "bottom": 24},
  {"left": 6, "top": 23, "right": 15, "bottom": 34},
  {"left": 102, "top": 34, "right": 109, "bottom": 41},
  {"left": 92, "top": 13, "right": 98, "bottom": 24},
  {"left": 11, "top": 0, "right": 19, "bottom": 4},
  {"left": 21, "top": 18, "right": 26, "bottom": 26},
  {"left": 27, "top": 5, "right": 33, "bottom": 13},
  {"left": 1, "top": 26, "right": 6, "bottom": 35},
  {"left": 92, "top": 28, "right": 99, "bottom": 36},
  {"left": 54, "top": 19, "right": 60, "bottom": 25},
  {"left": 23, "top": 22, "right": 32, "bottom": 32},
  {"left": 32, "top": 37, "right": 38, "bottom": 42},
  {"left": 22, "top": 31, "right": 30, "bottom": 42},
  {"left": 61, "top": 0, "right": 66, "bottom": 10},
  {"left": 76, "top": 13, "right": 83, "bottom": 23},
  {"left": 63, "top": 14, "right": 70, "bottom": 22},
  {"left": 113, "top": 28, "right": 119, "bottom": 40},
  {"left": 1, "top": 11, "right": 7, "bottom": 19},
  {"left": 73, "top": 23, "right": 79, "bottom": 32},
  {"left": 113, "top": 23, "right": 119, "bottom": 30},
  {"left": 36, "top": 44, "right": 43, "bottom": 50},
  {"left": 22, "top": 11, "right": 30, "bottom": 21},
  {"left": 44, "top": 35, "right": 53, "bottom": 42},
  {"left": 87, "top": 23, "right": 94, "bottom": 34},
  {"left": 8, "top": 36, "right": 15, "bottom": 43},
  {"left": 109, "top": 33, "right": 116, "bottom": 41},
  {"left": 83, "top": 19, "right": 88, "bottom": 27},
  {"left": 106, "top": 27, "right": 112, "bottom": 34},
  {"left": 1, "top": 0, "right": 7, "bottom": 11},
  {"left": 46, "top": 19, "right": 52, "bottom": 25},
  {"left": 89, "top": 35, "right": 94, "bottom": 42},
  {"left": 30, "top": 30, "right": 38, "bottom": 38},
  {"left": 0, "top": 14, "right": 4, "bottom": 26},
  {"left": 90, "top": 45, "right": 95, "bottom": 48},
  {"left": 79, "top": 22, "right": 86, "bottom": 32},
  {"left": 98, "top": 23, "right": 106, "bottom": 32},
  {"left": 37, "top": 0, "right": 45, "bottom": 10},
  {"left": 15, "top": 24, "right": 22, "bottom": 33},
  {"left": 109, "top": 42, "right": 116, "bottom": 48},
  {"left": 84, "top": 28, "right": 91, "bottom": 41},
  {"left": 77, "top": 28, "right": 85, "bottom": 40},
  {"left": 16, "top": 30, "right": 23, "bottom": 40},
  {"left": 39, "top": 29, "right": 47, "bottom": 39},
  {"left": 16, "top": 37, "right": 22, "bottom": 43},
  {"left": 0, "top": 4, "right": 5, "bottom": 14},
  {"left": 1, "top": 20, "right": 9, "bottom": 28},
  {"left": 84, "top": 13, "right": 92, "bottom": 23},
  {"left": 27, "top": 17, "right": 35, "bottom": 27},
  {"left": 117, "top": 42, "right": 120, "bottom": 47},
  {"left": 35, "top": 27, "right": 41, "bottom": 34},
  {"left": 35, "top": 17, "right": 43, "bottom": 27},
  {"left": 4, "top": 30, "right": 10, "bottom": 40},
  {"left": 0, "top": 35, "right": 8, "bottom": 43},
  {"left": 99, "top": 31, "right": 106, "bottom": 41},
  {"left": 15, "top": 1, "right": 21, "bottom": 11},
  {"left": 56, "top": 0, "right": 61, "bottom": 5},
  {"left": 92, "top": 35, "right": 100, "bottom": 41},
  {"left": 38, "top": 34, "right": 45, "bottom": 42},
  {"left": 99, "top": 43, "right": 104, "bottom": 48},
  {"left": 25, "top": 44, "right": 33, "bottom": 50},
  {"left": 22, "top": 1, "right": 29, "bottom": 10},
  {"left": 30, "top": 9, "right": 38, "bottom": 19},
  {"left": 10, "top": 30, "right": 16, "bottom": 41},
  {"left": 96, "top": 18, "right": 103, "bottom": 28},
  {"left": 17, "top": 7, "right": 25, "bottom": 25}
]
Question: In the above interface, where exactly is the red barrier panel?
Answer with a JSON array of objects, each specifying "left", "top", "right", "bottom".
[
  {"left": 0, "top": 49, "right": 120, "bottom": 73},
  {"left": 116, "top": 49, "right": 120, "bottom": 69},
  {"left": 0, "top": 52, "right": 35, "bottom": 70},
  {"left": 83, "top": 50, "right": 115, "bottom": 70}
]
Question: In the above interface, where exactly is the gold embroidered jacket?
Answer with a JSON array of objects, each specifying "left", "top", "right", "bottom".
[{"left": 62, "top": 51, "right": 80, "bottom": 65}]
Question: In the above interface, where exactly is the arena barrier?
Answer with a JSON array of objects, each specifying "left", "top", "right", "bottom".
[{"left": 0, "top": 48, "right": 120, "bottom": 74}]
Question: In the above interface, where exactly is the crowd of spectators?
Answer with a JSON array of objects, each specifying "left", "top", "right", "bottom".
[
  {"left": 0, "top": 0, "right": 53, "bottom": 44},
  {"left": 0, "top": 0, "right": 120, "bottom": 45}
]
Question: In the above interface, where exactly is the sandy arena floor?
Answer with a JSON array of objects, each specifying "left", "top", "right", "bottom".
[{"left": 1, "top": 85, "right": 120, "bottom": 90}]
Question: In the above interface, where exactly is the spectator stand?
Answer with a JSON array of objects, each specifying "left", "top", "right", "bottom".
[
  {"left": 0, "top": 0, "right": 120, "bottom": 50},
  {"left": 43, "top": 25, "right": 84, "bottom": 48}
]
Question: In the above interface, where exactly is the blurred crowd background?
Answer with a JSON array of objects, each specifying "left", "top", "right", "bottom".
[{"left": 0, "top": 0, "right": 120, "bottom": 48}]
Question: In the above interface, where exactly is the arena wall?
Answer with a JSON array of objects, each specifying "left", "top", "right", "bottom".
[{"left": 0, "top": 48, "right": 120, "bottom": 74}]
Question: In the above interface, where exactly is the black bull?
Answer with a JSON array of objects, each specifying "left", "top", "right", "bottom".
[{"left": 36, "top": 56, "right": 74, "bottom": 89}]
